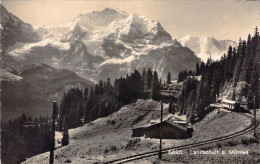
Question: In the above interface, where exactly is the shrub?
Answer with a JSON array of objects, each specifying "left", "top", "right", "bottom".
[{"left": 215, "top": 142, "right": 222, "bottom": 148}]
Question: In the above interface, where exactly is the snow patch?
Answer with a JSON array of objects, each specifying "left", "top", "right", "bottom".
[
  {"left": 7, "top": 38, "right": 70, "bottom": 58},
  {"left": 180, "top": 35, "right": 238, "bottom": 62},
  {"left": 100, "top": 55, "right": 135, "bottom": 65},
  {"left": 0, "top": 68, "right": 22, "bottom": 81}
]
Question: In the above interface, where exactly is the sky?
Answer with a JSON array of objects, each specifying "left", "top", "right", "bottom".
[{"left": 2, "top": 0, "right": 260, "bottom": 41}]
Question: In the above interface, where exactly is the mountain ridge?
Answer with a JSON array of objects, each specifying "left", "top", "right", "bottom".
[
  {"left": 1, "top": 63, "right": 94, "bottom": 121},
  {"left": 3, "top": 6, "right": 200, "bottom": 82},
  {"left": 180, "top": 35, "right": 238, "bottom": 62}
]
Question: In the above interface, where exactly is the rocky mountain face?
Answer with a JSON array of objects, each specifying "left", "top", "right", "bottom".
[
  {"left": 180, "top": 35, "right": 238, "bottom": 62},
  {"left": 4, "top": 7, "right": 200, "bottom": 81},
  {"left": 0, "top": 5, "right": 39, "bottom": 51},
  {"left": 1, "top": 63, "right": 93, "bottom": 121},
  {"left": 0, "top": 4, "right": 94, "bottom": 120}
]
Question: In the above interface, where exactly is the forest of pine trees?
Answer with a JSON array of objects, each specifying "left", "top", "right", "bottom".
[
  {"left": 177, "top": 70, "right": 196, "bottom": 83},
  {"left": 177, "top": 28, "right": 260, "bottom": 121},
  {"left": 1, "top": 114, "right": 52, "bottom": 164},
  {"left": 57, "top": 69, "right": 164, "bottom": 131}
]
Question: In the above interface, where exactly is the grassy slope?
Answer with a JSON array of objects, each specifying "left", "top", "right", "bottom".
[
  {"left": 154, "top": 110, "right": 260, "bottom": 164},
  {"left": 23, "top": 100, "right": 255, "bottom": 164},
  {"left": 192, "top": 110, "right": 252, "bottom": 142},
  {"left": 23, "top": 100, "right": 178, "bottom": 164}
]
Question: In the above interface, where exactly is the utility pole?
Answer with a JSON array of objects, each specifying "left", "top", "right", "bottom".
[
  {"left": 50, "top": 101, "right": 58, "bottom": 164},
  {"left": 254, "top": 96, "right": 256, "bottom": 137},
  {"left": 158, "top": 100, "right": 163, "bottom": 160}
]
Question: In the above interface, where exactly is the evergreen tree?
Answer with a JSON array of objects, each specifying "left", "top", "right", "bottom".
[
  {"left": 224, "top": 46, "right": 233, "bottom": 80},
  {"left": 151, "top": 71, "right": 161, "bottom": 100},
  {"left": 129, "top": 69, "right": 142, "bottom": 101},
  {"left": 84, "top": 88, "right": 88, "bottom": 98},
  {"left": 238, "top": 41, "right": 247, "bottom": 82},
  {"left": 167, "top": 72, "right": 171, "bottom": 84},
  {"left": 195, "top": 62, "right": 200, "bottom": 76},
  {"left": 200, "top": 61, "right": 206, "bottom": 74},
  {"left": 145, "top": 68, "right": 153, "bottom": 90},
  {"left": 141, "top": 68, "right": 146, "bottom": 90},
  {"left": 61, "top": 124, "right": 69, "bottom": 146}
]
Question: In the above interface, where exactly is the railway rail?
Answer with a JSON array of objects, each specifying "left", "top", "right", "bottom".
[{"left": 105, "top": 112, "right": 258, "bottom": 164}]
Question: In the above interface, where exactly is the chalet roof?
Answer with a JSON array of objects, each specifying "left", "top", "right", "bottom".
[
  {"left": 166, "top": 121, "right": 187, "bottom": 131},
  {"left": 132, "top": 120, "right": 187, "bottom": 131},
  {"left": 172, "top": 120, "right": 187, "bottom": 124},
  {"left": 132, "top": 122, "right": 156, "bottom": 129},
  {"left": 222, "top": 99, "right": 236, "bottom": 104}
]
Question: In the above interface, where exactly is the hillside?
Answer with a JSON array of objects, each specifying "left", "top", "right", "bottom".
[
  {"left": 161, "top": 110, "right": 260, "bottom": 164},
  {"left": 23, "top": 100, "right": 253, "bottom": 164},
  {"left": 1, "top": 64, "right": 93, "bottom": 121}
]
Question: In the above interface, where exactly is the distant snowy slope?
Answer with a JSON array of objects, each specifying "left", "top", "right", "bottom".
[{"left": 180, "top": 35, "right": 238, "bottom": 62}]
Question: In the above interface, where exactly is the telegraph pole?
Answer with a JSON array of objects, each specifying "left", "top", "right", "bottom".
[
  {"left": 50, "top": 101, "right": 58, "bottom": 164},
  {"left": 254, "top": 96, "right": 256, "bottom": 137},
  {"left": 158, "top": 100, "right": 163, "bottom": 159}
]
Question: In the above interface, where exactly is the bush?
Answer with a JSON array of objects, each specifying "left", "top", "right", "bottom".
[
  {"left": 62, "top": 129, "right": 69, "bottom": 146},
  {"left": 65, "top": 159, "right": 71, "bottom": 163},
  {"left": 249, "top": 137, "right": 259, "bottom": 144},
  {"left": 240, "top": 136, "right": 259, "bottom": 146},
  {"left": 215, "top": 142, "right": 222, "bottom": 148},
  {"left": 104, "top": 148, "right": 109, "bottom": 153},
  {"left": 111, "top": 120, "right": 116, "bottom": 125},
  {"left": 227, "top": 141, "right": 236, "bottom": 146},
  {"left": 241, "top": 139, "right": 249, "bottom": 146},
  {"left": 110, "top": 145, "right": 117, "bottom": 151}
]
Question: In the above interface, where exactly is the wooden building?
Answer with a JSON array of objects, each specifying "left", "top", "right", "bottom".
[
  {"left": 222, "top": 100, "right": 240, "bottom": 110},
  {"left": 132, "top": 121, "right": 193, "bottom": 139}
]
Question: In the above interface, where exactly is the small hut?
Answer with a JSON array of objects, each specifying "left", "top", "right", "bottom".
[{"left": 132, "top": 120, "right": 193, "bottom": 139}]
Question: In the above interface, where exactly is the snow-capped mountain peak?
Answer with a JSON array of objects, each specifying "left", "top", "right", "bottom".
[
  {"left": 76, "top": 8, "right": 128, "bottom": 30},
  {"left": 4, "top": 7, "right": 200, "bottom": 82},
  {"left": 180, "top": 35, "right": 238, "bottom": 62}
]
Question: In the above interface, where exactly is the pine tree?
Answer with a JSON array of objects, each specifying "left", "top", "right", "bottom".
[
  {"left": 146, "top": 68, "right": 153, "bottom": 90},
  {"left": 224, "top": 46, "right": 233, "bottom": 80},
  {"left": 141, "top": 68, "right": 146, "bottom": 90},
  {"left": 200, "top": 61, "right": 206, "bottom": 74},
  {"left": 151, "top": 71, "right": 161, "bottom": 100},
  {"left": 129, "top": 69, "right": 142, "bottom": 101},
  {"left": 195, "top": 62, "right": 200, "bottom": 76},
  {"left": 177, "top": 71, "right": 182, "bottom": 83},
  {"left": 84, "top": 88, "right": 88, "bottom": 98},
  {"left": 61, "top": 127, "right": 69, "bottom": 146},
  {"left": 159, "top": 78, "right": 162, "bottom": 89},
  {"left": 167, "top": 72, "right": 171, "bottom": 84},
  {"left": 238, "top": 41, "right": 247, "bottom": 82}
]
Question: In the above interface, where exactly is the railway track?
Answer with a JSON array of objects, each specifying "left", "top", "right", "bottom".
[{"left": 105, "top": 112, "right": 258, "bottom": 164}]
